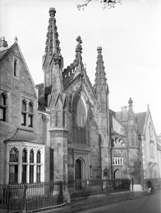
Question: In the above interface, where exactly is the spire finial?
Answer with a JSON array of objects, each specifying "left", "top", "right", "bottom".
[
  {"left": 128, "top": 97, "right": 133, "bottom": 106},
  {"left": 97, "top": 46, "right": 102, "bottom": 54},
  {"left": 14, "top": 36, "right": 18, "bottom": 43},
  {"left": 74, "top": 36, "right": 83, "bottom": 68},
  {"left": 76, "top": 36, "right": 82, "bottom": 54},
  {"left": 147, "top": 104, "right": 150, "bottom": 111},
  {"left": 49, "top": 7, "right": 56, "bottom": 17},
  {"left": 76, "top": 36, "right": 82, "bottom": 45},
  {"left": 94, "top": 46, "right": 107, "bottom": 90},
  {"left": 44, "top": 8, "right": 61, "bottom": 55}
]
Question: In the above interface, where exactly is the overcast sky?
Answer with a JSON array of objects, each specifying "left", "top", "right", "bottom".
[{"left": 1, "top": 0, "right": 161, "bottom": 134}]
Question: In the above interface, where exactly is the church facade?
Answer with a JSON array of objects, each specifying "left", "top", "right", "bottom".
[{"left": 0, "top": 8, "right": 160, "bottom": 194}]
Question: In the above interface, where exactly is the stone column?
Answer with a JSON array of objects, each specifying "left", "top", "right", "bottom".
[{"left": 50, "top": 127, "right": 70, "bottom": 203}]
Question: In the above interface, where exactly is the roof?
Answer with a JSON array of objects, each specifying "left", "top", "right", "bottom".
[
  {"left": 0, "top": 46, "right": 10, "bottom": 60},
  {"left": 115, "top": 110, "right": 129, "bottom": 123},
  {"left": 4, "top": 128, "right": 37, "bottom": 142},
  {"left": 135, "top": 112, "right": 146, "bottom": 135},
  {"left": 36, "top": 83, "right": 44, "bottom": 96},
  {"left": 35, "top": 83, "right": 47, "bottom": 112},
  {"left": 38, "top": 99, "right": 47, "bottom": 112},
  {"left": 111, "top": 107, "right": 147, "bottom": 136},
  {"left": 157, "top": 143, "right": 161, "bottom": 151}
]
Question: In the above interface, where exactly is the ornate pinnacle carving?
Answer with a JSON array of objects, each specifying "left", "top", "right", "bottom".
[
  {"left": 94, "top": 46, "right": 107, "bottom": 89},
  {"left": 76, "top": 36, "right": 82, "bottom": 54},
  {"left": 128, "top": 97, "right": 133, "bottom": 106},
  {"left": 44, "top": 8, "right": 61, "bottom": 55},
  {"left": 97, "top": 46, "right": 102, "bottom": 54},
  {"left": 74, "top": 36, "right": 83, "bottom": 67}
]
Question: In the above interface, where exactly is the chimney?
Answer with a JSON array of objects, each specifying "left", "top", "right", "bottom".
[{"left": 0, "top": 37, "right": 8, "bottom": 49}]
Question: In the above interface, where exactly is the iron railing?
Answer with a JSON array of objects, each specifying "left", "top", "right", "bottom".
[
  {"left": 0, "top": 178, "right": 131, "bottom": 212},
  {"left": 0, "top": 181, "right": 64, "bottom": 213},
  {"left": 68, "top": 178, "right": 131, "bottom": 200}
]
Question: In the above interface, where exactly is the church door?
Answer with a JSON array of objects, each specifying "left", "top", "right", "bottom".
[
  {"left": 114, "top": 168, "right": 122, "bottom": 179},
  {"left": 75, "top": 159, "right": 82, "bottom": 190}
]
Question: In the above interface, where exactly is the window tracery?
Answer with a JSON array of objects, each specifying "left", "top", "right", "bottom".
[
  {"left": 73, "top": 94, "right": 87, "bottom": 144},
  {"left": 7, "top": 145, "right": 44, "bottom": 184}
]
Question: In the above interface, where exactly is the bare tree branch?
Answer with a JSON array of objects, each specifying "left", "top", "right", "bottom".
[{"left": 77, "top": 0, "right": 121, "bottom": 10}]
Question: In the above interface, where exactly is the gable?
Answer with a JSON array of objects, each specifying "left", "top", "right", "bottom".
[
  {"left": 64, "top": 70, "right": 98, "bottom": 110},
  {"left": 0, "top": 42, "right": 37, "bottom": 98}
]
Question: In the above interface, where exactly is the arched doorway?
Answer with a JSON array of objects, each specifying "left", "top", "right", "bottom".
[
  {"left": 75, "top": 159, "right": 82, "bottom": 190},
  {"left": 114, "top": 168, "right": 122, "bottom": 179}
]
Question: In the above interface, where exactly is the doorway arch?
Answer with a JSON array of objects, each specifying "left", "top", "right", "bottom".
[
  {"left": 75, "top": 158, "right": 84, "bottom": 190},
  {"left": 114, "top": 168, "right": 122, "bottom": 179},
  {"left": 75, "top": 159, "right": 82, "bottom": 180}
]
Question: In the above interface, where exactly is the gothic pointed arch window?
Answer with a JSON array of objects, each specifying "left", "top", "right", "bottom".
[
  {"left": 7, "top": 144, "right": 44, "bottom": 184},
  {"left": 73, "top": 93, "right": 87, "bottom": 144},
  {"left": 63, "top": 97, "right": 67, "bottom": 127},
  {"left": 9, "top": 147, "right": 19, "bottom": 183},
  {"left": 36, "top": 150, "right": 41, "bottom": 182},
  {"left": 22, "top": 148, "right": 27, "bottom": 183},
  {"left": 29, "top": 149, "right": 34, "bottom": 183},
  {"left": 13, "top": 59, "right": 18, "bottom": 77}
]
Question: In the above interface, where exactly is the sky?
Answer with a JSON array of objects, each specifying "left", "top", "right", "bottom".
[{"left": 1, "top": 0, "right": 161, "bottom": 133}]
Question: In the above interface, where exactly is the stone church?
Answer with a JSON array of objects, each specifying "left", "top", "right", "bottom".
[{"left": 0, "top": 8, "right": 160, "bottom": 193}]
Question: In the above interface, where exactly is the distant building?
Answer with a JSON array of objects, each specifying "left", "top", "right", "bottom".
[
  {"left": 157, "top": 134, "right": 161, "bottom": 178},
  {"left": 0, "top": 8, "right": 160, "bottom": 197},
  {"left": 110, "top": 101, "right": 159, "bottom": 191}
]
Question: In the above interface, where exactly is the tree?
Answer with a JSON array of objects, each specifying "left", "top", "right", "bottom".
[{"left": 77, "top": 0, "right": 121, "bottom": 10}]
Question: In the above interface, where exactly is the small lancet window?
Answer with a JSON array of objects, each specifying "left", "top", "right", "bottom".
[
  {"left": 14, "top": 59, "right": 18, "bottom": 77},
  {"left": 30, "top": 149, "right": 34, "bottom": 163},
  {"left": 37, "top": 150, "right": 41, "bottom": 163}
]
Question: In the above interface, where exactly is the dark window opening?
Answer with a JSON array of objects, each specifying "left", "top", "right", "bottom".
[
  {"left": 22, "top": 149, "right": 27, "bottom": 162},
  {"left": 36, "top": 166, "right": 41, "bottom": 183},
  {"left": 0, "top": 93, "right": 7, "bottom": 121},
  {"left": 9, "top": 165, "right": 18, "bottom": 183},
  {"left": 14, "top": 59, "right": 17, "bottom": 77},
  {"left": 22, "top": 165, "right": 27, "bottom": 183},
  {"left": 37, "top": 151, "right": 41, "bottom": 163},
  {"left": 21, "top": 100, "right": 27, "bottom": 126},
  {"left": 10, "top": 147, "right": 19, "bottom": 162},
  {"left": 29, "top": 165, "right": 34, "bottom": 183},
  {"left": 30, "top": 150, "right": 34, "bottom": 163},
  {"left": 28, "top": 114, "right": 33, "bottom": 127}
]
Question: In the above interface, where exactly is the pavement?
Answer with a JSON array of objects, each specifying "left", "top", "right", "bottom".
[{"left": 42, "top": 190, "right": 147, "bottom": 213}]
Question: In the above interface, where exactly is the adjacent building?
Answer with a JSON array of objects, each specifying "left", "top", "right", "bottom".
[{"left": 111, "top": 101, "right": 159, "bottom": 191}]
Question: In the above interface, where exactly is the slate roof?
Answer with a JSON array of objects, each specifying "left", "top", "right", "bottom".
[
  {"left": 36, "top": 83, "right": 47, "bottom": 112},
  {"left": 135, "top": 112, "right": 147, "bottom": 135},
  {"left": 36, "top": 83, "right": 44, "bottom": 97},
  {"left": 110, "top": 108, "right": 147, "bottom": 136},
  {"left": 115, "top": 111, "right": 129, "bottom": 123},
  {"left": 157, "top": 143, "right": 161, "bottom": 151},
  {"left": 4, "top": 128, "right": 37, "bottom": 142},
  {"left": 0, "top": 46, "right": 10, "bottom": 60}
]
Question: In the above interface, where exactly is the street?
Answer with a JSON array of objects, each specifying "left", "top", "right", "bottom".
[{"left": 80, "top": 190, "right": 161, "bottom": 213}]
